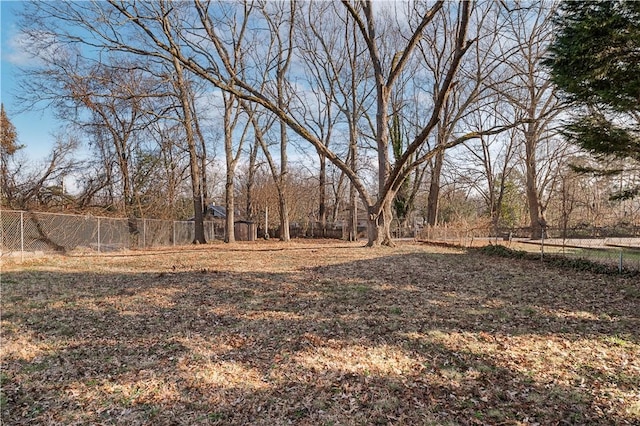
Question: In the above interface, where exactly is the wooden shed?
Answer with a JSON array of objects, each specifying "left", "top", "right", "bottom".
[{"left": 234, "top": 220, "right": 257, "bottom": 241}]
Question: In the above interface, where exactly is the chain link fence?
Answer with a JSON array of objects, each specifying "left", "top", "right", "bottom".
[
  {"left": 1, "top": 210, "right": 223, "bottom": 259},
  {"left": 5, "top": 209, "right": 638, "bottom": 272},
  {"left": 417, "top": 223, "right": 640, "bottom": 272}
]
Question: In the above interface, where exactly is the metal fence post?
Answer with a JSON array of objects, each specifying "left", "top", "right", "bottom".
[
  {"left": 97, "top": 217, "right": 101, "bottom": 253},
  {"left": 20, "top": 211, "right": 24, "bottom": 262},
  {"left": 173, "top": 221, "right": 176, "bottom": 246},
  {"left": 619, "top": 250, "right": 623, "bottom": 274},
  {"left": 143, "top": 219, "right": 146, "bottom": 248}
]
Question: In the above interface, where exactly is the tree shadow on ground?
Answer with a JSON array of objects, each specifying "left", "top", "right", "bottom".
[{"left": 1, "top": 249, "right": 638, "bottom": 425}]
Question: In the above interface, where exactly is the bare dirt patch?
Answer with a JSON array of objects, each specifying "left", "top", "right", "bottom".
[{"left": 1, "top": 240, "right": 638, "bottom": 425}]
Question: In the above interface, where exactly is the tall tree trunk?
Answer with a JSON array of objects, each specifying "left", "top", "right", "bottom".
[
  {"left": 193, "top": 103, "right": 209, "bottom": 214},
  {"left": 115, "top": 138, "right": 140, "bottom": 245},
  {"left": 271, "top": 2, "right": 295, "bottom": 242},
  {"left": 278, "top": 192, "right": 289, "bottom": 241},
  {"left": 318, "top": 153, "right": 327, "bottom": 237},
  {"left": 246, "top": 137, "right": 259, "bottom": 222},
  {"left": 224, "top": 94, "right": 236, "bottom": 243},
  {"left": 225, "top": 170, "right": 235, "bottom": 243},
  {"left": 349, "top": 183, "right": 358, "bottom": 241},
  {"left": 492, "top": 171, "right": 509, "bottom": 236},
  {"left": 119, "top": 149, "right": 132, "bottom": 216},
  {"left": 490, "top": 195, "right": 500, "bottom": 236},
  {"left": 172, "top": 56, "right": 205, "bottom": 244},
  {"left": 525, "top": 127, "right": 545, "bottom": 239},
  {"left": 331, "top": 170, "right": 345, "bottom": 224},
  {"left": 278, "top": 119, "right": 290, "bottom": 241},
  {"left": 347, "top": 117, "right": 359, "bottom": 242},
  {"left": 426, "top": 149, "right": 445, "bottom": 226},
  {"left": 375, "top": 90, "right": 394, "bottom": 247}
]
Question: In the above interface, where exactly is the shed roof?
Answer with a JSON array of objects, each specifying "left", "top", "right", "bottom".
[{"left": 208, "top": 205, "right": 227, "bottom": 218}]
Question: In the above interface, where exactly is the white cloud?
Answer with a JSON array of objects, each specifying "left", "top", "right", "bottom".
[
  {"left": 5, "top": 32, "right": 40, "bottom": 66},
  {"left": 5, "top": 30, "right": 60, "bottom": 67}
]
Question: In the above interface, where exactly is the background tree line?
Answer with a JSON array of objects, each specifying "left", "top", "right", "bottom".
[{"left": 2, "top": 0, "right": 638, "bottom": 245}]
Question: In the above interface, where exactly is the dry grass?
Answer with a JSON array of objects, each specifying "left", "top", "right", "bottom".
[{"left": 1, "top": 240, "right": 639, "bottom": 425}]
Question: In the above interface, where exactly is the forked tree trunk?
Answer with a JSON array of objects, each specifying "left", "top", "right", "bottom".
[
  {"left": 365, "top": 214, "right": 393, "bottom": 247},
  {"left": 381, "top": 199, "right": 395, "bottom": 246},
  {"left": 364, "top": 195, "right": 396, "bottom": 247}
]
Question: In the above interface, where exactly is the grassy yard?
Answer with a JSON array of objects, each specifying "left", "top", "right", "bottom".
[{"left": 1, "top": 240, "right": 639, "bottom": 425}]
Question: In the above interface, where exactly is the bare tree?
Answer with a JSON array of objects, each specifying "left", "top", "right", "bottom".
[
  {"left": 152, "top": 1, "right": 217, "bottom": 242},
  {"left": 457, "top": 122, "right": 520, "bottom": 233},
  {"left": 103, "top": 0, "right": 471, "bottom": 246},
  {"left": 5, "top": 134, "right": 79, "bottom": 211},
  {"left": 294, "top": 1, "right": 343, "bottom": 237},
  {"left": 500, "top": 1, "right": 567, "bottom": 238},
  {"left": 412, "top": 1, "right": 515, "bottom": 227},
  {"left": 296, "top": 2, "right": 375, "bottom": 240},
  {"left": 342, "top": 1, "right": 521, "bottom": 244},
  {"left": 247, "top": 0, "right": 297, "bottom": 241},
  {"left": 222, "top": 93, "right": 253, "bottom": 243},
  {"left": 19, "top": 1, "right": 215, "bottom": 240},
  {"left": 67, "top": 65, "right": 158, "bottom": 219},
  {"left": 144, "top": 121, "right": 193, "bottom": 219},
  {"left": 17, "top": 0, "right": 544, "bottom": 247}
]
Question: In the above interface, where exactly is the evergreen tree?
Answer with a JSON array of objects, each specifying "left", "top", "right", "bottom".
[
  {"left": 1, "top": 104, "right": 20, "bottom": 157},
  {"left": 544, "top": 1, "right": 640, "bottom": 198},
  {"left": 1, "top": 104, "right": 23, "bottom": 205}
]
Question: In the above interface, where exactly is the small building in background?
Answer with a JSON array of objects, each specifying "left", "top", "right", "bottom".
[
  {"left": 206, "top": 205, "right": 227, "bottom": 220},
  {"left": 234, "top": 220, "right": 257, "bottom": 241}
]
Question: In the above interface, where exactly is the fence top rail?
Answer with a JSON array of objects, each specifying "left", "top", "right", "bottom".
[
  {"left": 1, "top": 209, "right": 121, "bottom": 220},
  {"left": 143, "top": 218, "right": 177, "bottom": 224},
  {"left": 0, "top": 209, "right": 157, "bottom": 221}
]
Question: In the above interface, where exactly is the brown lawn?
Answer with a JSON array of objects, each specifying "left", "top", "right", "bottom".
[{"left": 1, "top": 240, "right": 639, "bottom": 425}]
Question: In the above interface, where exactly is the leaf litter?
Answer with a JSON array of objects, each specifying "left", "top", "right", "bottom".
[{"left": 1, "top": 240, "right": 638, "bottom": 425}]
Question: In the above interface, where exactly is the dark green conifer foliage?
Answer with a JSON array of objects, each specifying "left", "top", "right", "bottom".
[{"left": 544, "top": 1, "right": 640, "bottom": 198}]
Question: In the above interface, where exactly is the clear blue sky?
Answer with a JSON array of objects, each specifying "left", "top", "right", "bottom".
[{"left": 1, "top": 0, "right": 59, "bottom": 163}]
